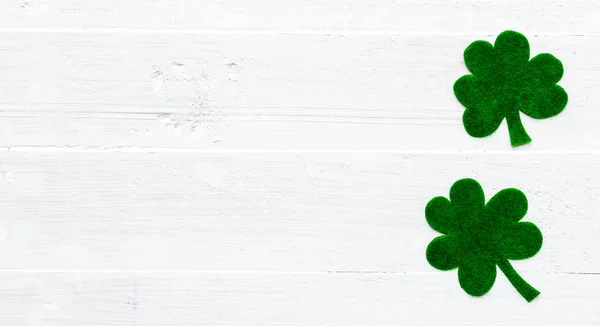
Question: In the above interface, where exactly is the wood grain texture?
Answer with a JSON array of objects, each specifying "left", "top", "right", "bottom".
[
  {"left": 1, "top": 152, "right": 598, "bottom": 272},
  {"left": 0, "top": 0, "right": 598, "bottom": 32},
  {"left": 0, "top": 272, "right": 598, "bottom": 325},
  {"left": 2, "top": 1, "right": 600, "bottom": 324},
  {"left": 0, "top": 33, "right": 595, "bottom": 150}
]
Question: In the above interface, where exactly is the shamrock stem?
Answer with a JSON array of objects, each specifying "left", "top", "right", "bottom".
[
  {"left": 498, "top": 259, "right": 540, "bottom": 302},
  {"left": 505, "top": 110, "right": 532, "bottom": 147}
]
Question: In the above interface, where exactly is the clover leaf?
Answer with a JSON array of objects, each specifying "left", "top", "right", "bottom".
[
  {"left": 425, "top": 178, "right": 543, "bottom": 302},
  {"left": 454, "top": 30, "right": 568, "bottom": 147}
]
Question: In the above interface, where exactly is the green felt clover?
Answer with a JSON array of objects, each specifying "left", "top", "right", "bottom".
[
  {"left": 425, "top": 178, "right": 543, "bottom": 302},
  {"left": 454, "top": 30, "right": 568, "bottom": 147}
]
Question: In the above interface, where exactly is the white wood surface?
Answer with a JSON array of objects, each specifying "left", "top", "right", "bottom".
[
  {"left": 0, "top": 33, "right": 595, "bottom": 151},
  {"left": 0, "top": 0, "right": 598, "bottom": 32},
  {"left": 0, "top": 272, "right": 598, "bottom": 325},
  {"left": 2, "top": 1, "right": 600, "bottom": 325},
  {"left": 0, "top": 152, "right": 598, "bottom": 272},
  {"left": 1, "top": 152, "right": 599, "bottom": 324}
]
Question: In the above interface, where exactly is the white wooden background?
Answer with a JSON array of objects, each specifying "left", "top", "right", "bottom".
[{"left": 1, "top": 1, "right": 599, "bottom": 325}]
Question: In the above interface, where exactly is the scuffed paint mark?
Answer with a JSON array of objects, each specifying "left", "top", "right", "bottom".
[
  {"left": 151, "top": 53, "right": 249, "bottom": 143},
  {"left": 150, "top": 62, "right": 201, "bottom": 92},
  {"left": 126, "top": 293, "right": 139, "bottom": 311},
  {"left": 227, "top": 61, "right": 244, "bottom": 82},
  {"left": 44, "top": 301, "right": 56, "bottom": 311},
  {"left": 126, "top": 284, "right": 139, "bottom": 326},
  {"left": 153, "top": 62, "right": 224, "bottom": 143},
  {"left": 159, "top": 92, "right": 223, "bottom": 143},
  {"left": 150, "top": 69, "right": 165, "bottom": 91}
]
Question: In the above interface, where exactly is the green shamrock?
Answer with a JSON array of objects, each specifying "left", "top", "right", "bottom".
[
  {"left": 454, "top": 30, "right": 568, "bottom": 147},
  {"left": 425, "top": 178, "right": 543, "bottom": 302}
]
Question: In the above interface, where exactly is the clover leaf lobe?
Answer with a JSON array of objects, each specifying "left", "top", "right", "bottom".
[
  {"left": 501, "top": 222, "right": 543, "bottom": 260},
  {"left": 458, "top": 258, "right": 497, "bottom": 297},
  {"left": 486, "top": 188, "right": 528, "bottom": 223},
  {"left": 426, "top": 234, "right": 461, "bottom": 271}
]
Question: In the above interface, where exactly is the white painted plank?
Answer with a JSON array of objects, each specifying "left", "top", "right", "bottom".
[
  {"left": 1, "top": 152, "right": 598, "bottom": 272},
  {"left": 0, "top": 33, "right": 595, "bottom": 150},
  {"left": 0, "top": 0, "right": 598, "bottom": 33},
  {"left": 0, "top": 272, "right": 597, "bottom": 325}
]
